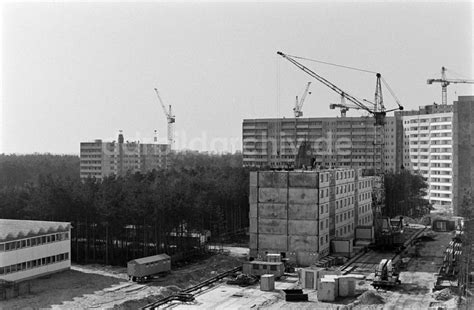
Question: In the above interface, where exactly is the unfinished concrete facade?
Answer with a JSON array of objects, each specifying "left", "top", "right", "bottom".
[{"left": 249, "top": 169, "right": 374, "bottom": 266}]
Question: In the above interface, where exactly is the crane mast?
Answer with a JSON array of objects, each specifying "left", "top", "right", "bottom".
[
  {"left": 153, "top": 88, "right": 176, "bottom": 150},
  {"left": 427, "top": 66, "right": 474, "bottom": 105},
  {"left": 294, "top": 82, "right": 312, "bottom": 118}
]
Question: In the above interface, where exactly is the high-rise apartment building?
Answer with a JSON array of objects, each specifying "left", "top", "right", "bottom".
[
  {"left": 80, "top": 133, "right": 170, "bottom": 180},
  {"left": 453, "top": 96, "right": 474, "bottom": 216},
  {"left": 249, "top": 168, "right": 373, "bottom": 266},
  {"left": 399, "top": 105, "right": 454, "bottom": 212},
  {"left": 243, "top": 117, "right": 383, "bottom": 171}
]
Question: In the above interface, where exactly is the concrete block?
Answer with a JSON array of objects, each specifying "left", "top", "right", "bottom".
[
  {"left": 289, "top": 235, "right": 318, "bottom": 252},
  {"left": 259, "top": 188, "right": 287, "bottom": 203},
  {"left": 288, "top": 188, "right": 319, "bottom": 204},
  {"left": 258, "top": 218, "right": 287, "bottom": 234},
  {"left": 317, "top": 270, "right": 341, "bottom": 287},
  {"left": 320, "top": 275, "right": 339, "bottom": 298},
  {"left": 249, "top": 186, "right": 258, "bottom": 204},
  {"left": 288, "top": 172, "right": 319, "bottom": 188},
  {"left": 259, "top": 233, "right": 287, "bottom": 251},
  {"left": 300, "top": 267, "right": 324, "bottom": 289},
  {"left": 338, "top": 276, "right": 356, "bottom": 297},
  {"left": 258, "top": 171, "right": 288, "bottom": 188},
  {"left": 258, "top": 203, "right": 287, "bottom": 219},
  {"left": 250, "top": 171, "right": 258, "bottom": 187},
  {"left": 288, "top": 220, "right": 318, "bottom": 235},
  {"left": 260, "top": 274, "right": 275, "bottom": 291},
  {"left": 318, "top": 278, "right": 337, "bottom": 301},
  {"left": 249, "top": 217, "right": 258, "bottom": 233},
  {"left": 249, "top": 203, "right": 258, "bottom": 218},
  {"left": 249, "top": 233, "right": 258, "bottom": 250},
  {"left": 331, "top": 239, "right": 353, "bottom": 254},
  {"left": 355, "top": 226, "right": 374, "bottom": 240},
  {"left": 289, "top": 204, "right": 319, "bottom": 220}
]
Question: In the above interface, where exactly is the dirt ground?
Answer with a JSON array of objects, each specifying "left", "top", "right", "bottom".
[
  {"left": 404, "top": 231, "right": 455, "bottom": 273},
  {"left": 0, "top": 254, "right": 244, "bottom": 310}
]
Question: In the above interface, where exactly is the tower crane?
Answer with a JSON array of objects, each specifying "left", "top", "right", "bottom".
[
  {"left": 427, "top": 67, "right": 474, "bottom": 105},
  {"left": 277, "top": 51, "right": 403, "bottom": 127},
  {"left": 153, "top": 88, "right": 176, "bottom": 149},
  {"left": 277, "top": 51, "right": 404, "bottom": 221},
  {"left": 294, "top": 82, "right": 312, "bottom": 117}
]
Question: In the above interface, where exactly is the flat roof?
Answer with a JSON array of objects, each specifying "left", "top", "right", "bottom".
[
  {"left": 0, "top": 219, "right": 71, "bottom": 242},
  {"left": 129, "top": 254, "right": 171, "bottom": 265}
]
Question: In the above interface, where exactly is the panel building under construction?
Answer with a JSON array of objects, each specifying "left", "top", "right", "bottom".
[
  {"left": 249, "top": 168, "right": 374, "bottom": 266},
  {"left": 242, "top": 117, "right": 387, "bottom": 171}
]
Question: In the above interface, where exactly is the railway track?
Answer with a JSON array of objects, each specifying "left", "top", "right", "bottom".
[
  {"left": 141, "top": 266, "right": 242, "bottom": 309},
  {"left": 340, "top": 226, "right": 428, "bottom": 275}
]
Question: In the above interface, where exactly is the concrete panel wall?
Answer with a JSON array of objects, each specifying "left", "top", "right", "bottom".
[
  {"left": 288, "top": 220, "right": 318, "bottom": 235},
  {"left": 249, "top": 203, "right": 258, "bottom": 218},
  {"left": 288, "top": 172, "right": 319, "bottom": 188},
  {"left": 258, "top": 218, "right": 287, "bottom": 235},
  {"left": 258, "top": 203, "right": 287, "bottom": 219},
  {"left": 249, "top": 218, "right": 258, "bottom": 233},
  {"left": 289, "top": 235, "right": 318, "bottom": 252},
  {"left": 296, "top": 251, "right": 319, "bottom": 266},
  {"left": 250, "top": 171, "right": 258, "bottom": 187},
  {"left": 258, "top": 171, "right": 288, "bottom": 188},
  {"left": 249, "top": 186, "right": 258, "bottom": 204},
  {"left": 289, "top": 204, "right": 319, "bottom": 220},
  {"left": 259, "top": 188, "right": 288, "bottom": 203},
  {"left": 249, "top": 233, "right": 258, "bottom": 250},
  {"left": 258, "top": 234, "right": 287, "bottom": 251},
  {"left": 288, "top": 188, "right": 318, "bottom": 204}
]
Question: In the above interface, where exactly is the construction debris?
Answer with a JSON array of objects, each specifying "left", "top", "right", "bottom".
[
  {"left": 226, "top": 273, "right": 258, "bottom": 287},
  {"left": 358, "top": 290, "right": 385, "bottom": 305},
  {"left": 432, "top": 288, "right": 454, "bottom": 301}
]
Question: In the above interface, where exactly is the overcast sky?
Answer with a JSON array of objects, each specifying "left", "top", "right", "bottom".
[{"left": 1, "top": 1, "right": 473, "bottom": 154}]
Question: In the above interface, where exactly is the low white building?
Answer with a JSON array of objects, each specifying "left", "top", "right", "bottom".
[{"left": 0, "top": 219, "right": 71, "bottom": 282}]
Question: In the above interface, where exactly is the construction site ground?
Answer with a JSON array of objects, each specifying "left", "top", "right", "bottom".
[
  {"left": 0, "top": 254, "right": 245, "bottom": 310},
  {"left": 164, "top": 229, "right": 460, "bottom": 309},
  {"left": 1, "top": 232, "right": 460, "bottom": 309}
]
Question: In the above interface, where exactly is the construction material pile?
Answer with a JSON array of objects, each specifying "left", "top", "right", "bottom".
[
  {"left": 358, "top": 291, "right": 385, "bottom": 305},
  {"left": 226, "top": 273, "right": 258, "bottom": 286},
  {"left": 433, "top": 288, "right": 454, "bottom": 301}
]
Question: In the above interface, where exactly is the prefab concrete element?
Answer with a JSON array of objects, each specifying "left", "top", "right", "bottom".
[
  {"left": 331, "top": 239, "right": 354, "bottom": 258},
  {"left": 318, "top": 277, "right": 338, "bottom": 301},
  {"left": 338, "top": 275, "right": 356, "bottom": 297},
  {"left": 260, "top": 274, "right": 275, "bottom": 291},
  {"left": 299, "top": 267, "right": 341, "bottom": 290},
  {"left": 299, "top": 267, "right": 324, "bottom": 289},
  {"left": 355, "top": 226, "right": 375, "bottom": 241}
]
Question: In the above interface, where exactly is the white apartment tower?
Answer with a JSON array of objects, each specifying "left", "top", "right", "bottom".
[{"left": 401, "top": 107, "right": 453, "bottom": 212}]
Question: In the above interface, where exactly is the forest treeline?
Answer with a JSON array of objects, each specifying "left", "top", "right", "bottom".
[
  {"left": 0, "top": 154, "right": 80, "bottom": 188},
  {"left": 0, "top": 152, "right": 250, "bottom": 265}
]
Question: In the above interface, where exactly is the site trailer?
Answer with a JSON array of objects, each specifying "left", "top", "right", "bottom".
[{"left": 127, "top": 254, "right": 171, "bottom": 282}]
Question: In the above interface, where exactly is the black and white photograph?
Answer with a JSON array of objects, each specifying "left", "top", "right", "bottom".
[{"left": 0, "top": 0, "right": 473, "bottom": 308}]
